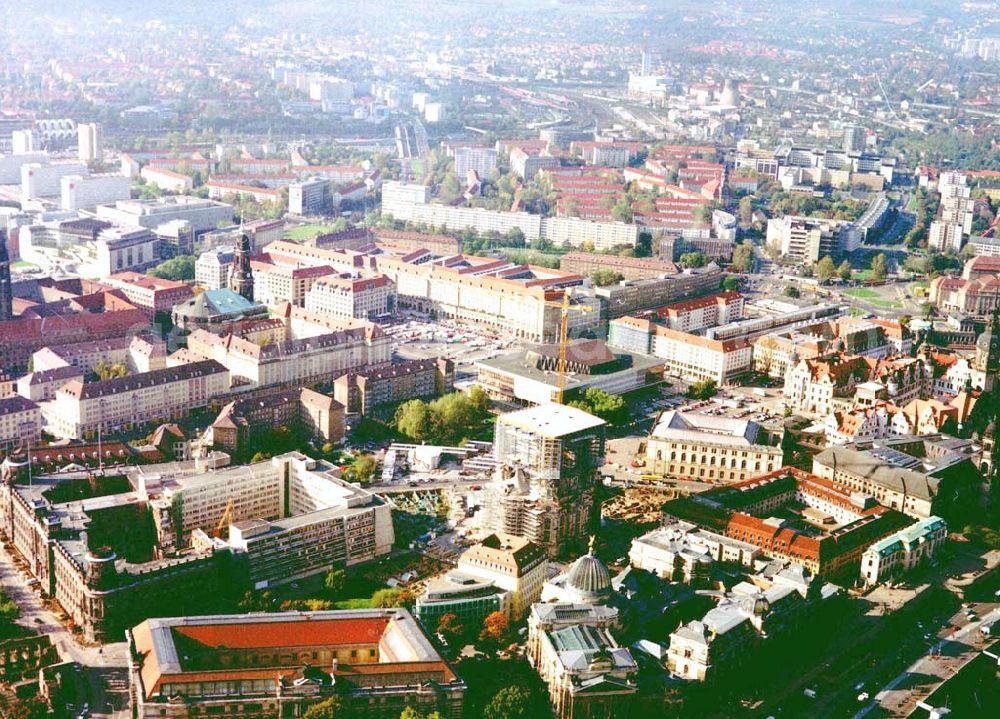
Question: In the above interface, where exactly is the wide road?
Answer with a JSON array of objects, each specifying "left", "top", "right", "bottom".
[{"left": 853, "top": 602, "right": 999, "bottom": 718}]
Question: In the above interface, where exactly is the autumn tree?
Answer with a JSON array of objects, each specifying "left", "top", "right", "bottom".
[
  {"left": 870, "top": 253, "right": 888, "bottom": 281},
  {"left": 837, "top": 260, "right": 852, "bottom": 281},
  {"left": 478, "top": 610, "right": 511, "bottom": 653},
  {"left": 302, "top": 696, "right": 344, "bottom": 719},
  {"left": 815, "top": 255, "right": 837, "bottom": 281}
]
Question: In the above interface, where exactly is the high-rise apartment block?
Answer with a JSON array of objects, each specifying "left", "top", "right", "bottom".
[{"left": 77, "top": 122, "right": 103, "bottom": 162}]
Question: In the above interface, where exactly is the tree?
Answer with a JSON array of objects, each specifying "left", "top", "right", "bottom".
[
  {"left": 400, "top": 709, "right": 443, "bottom": 719},
  {"left": 437, "top": 612, "right": 464, "bottom": 642},
  {"left": 783, "top": 285, "right": 801, "bottom": 298},
  {"left": 731, "top": 242, "right": 754, "bottom": 273},
  {"left": 394, "top": 400, "right": 434, "bottom": 442},
  {"left": 483, "top": 686, "right": 535, "bottom": 719},
  {"left": 347, "top": 454, "right": 377, "bottom": 484},
  {"left": 687, "top": 379, "right": 718, "bottom": 400},
  {"left": 5, "top": 698, "right": 49, "bottom": 719},
  {"left": 302, "top": 697, "right": 344, "bottom": 719},
  {"left": 324, "top": 566, "right": 346, "bottom": 596},
  {"left": 815, "top": 255, "right": 837, "bottom": 281},
  {"left": 722, "top": 276, "right": 741, "bottom": 292},
  {"left": 611, "top": 198, "right": 633, "bottom": 224},
  {"left": 837, "top": 260, "right": 852, "bottom": 282},
  {"left": 871, "top": 253, "right": 888, "bottom": 281},
  {"left": 679, "top": 251, "right": 706, "bottom": 268},
  {"left": 738, "top": 196, "right": 754, "bottom": 226},
  {"left": 371, "top": 588, "right": 412, "bottom": 608},
  {"left": 579, "top": 387, "right": 627, "bottom": 425},
  {"left": 591, "top": 269, "right": 625, "bottom": 287},
  {"left": 478, "top": 610, "right": 511, "bottom": 653},
  {"left": 147, "top": 255, "right": 197, "bottom": 281}
]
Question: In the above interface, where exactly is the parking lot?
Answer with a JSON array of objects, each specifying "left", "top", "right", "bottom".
[{"left": 384, "top": 315, "right": 524, "bottom": 380}]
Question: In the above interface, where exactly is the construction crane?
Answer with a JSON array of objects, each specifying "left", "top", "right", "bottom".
[
  {"left": 213, "top": 498, "right": 234, "bottom": 539},
  {"left": 543, "top": 292, "right": 593, "bottom": 405}
]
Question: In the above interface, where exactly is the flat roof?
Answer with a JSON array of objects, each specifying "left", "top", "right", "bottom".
[{"left": 498, "top": 403, "right": 605, "bottom": 437}]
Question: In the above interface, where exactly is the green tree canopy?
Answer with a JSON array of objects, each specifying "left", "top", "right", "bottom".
[
  {"left": 783, "top": 285, "right": 801, "bottom": 298},
  {"left": 483, "top": 686, "right": 536, "bottom": 719},
  {"left": 591, "top": 269, "right": 625, "bottom": 287},
  {"left": 147, "top": 255, "right": 196, "bottom": 281},
  {"left": 837, "top": 260, "right": 852, "bottom": 281},
  {"left": 371, "top": 588, "right": 413, "bottom": 608},
  {"left": 679, "top": 251, "right": 706, "bottom": 268},
  {"left": 687, "top": 379, "right": 718, "bottom": 400}
]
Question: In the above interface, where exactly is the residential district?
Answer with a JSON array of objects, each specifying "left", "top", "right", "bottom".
[{"left": 0, "top": 2, "right": 998, "bottom": 719}]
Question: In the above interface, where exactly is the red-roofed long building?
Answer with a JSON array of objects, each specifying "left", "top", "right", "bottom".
[{"left": 128, "top": 610, "right": 465, "bottom": 719}]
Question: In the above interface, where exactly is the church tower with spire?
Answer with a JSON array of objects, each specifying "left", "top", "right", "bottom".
[
  {"left": 0, "top": 229, "right": 13, "bottom": 322},
  {"left": 228, "top": 233, "right": 254, "bottom": 302}
]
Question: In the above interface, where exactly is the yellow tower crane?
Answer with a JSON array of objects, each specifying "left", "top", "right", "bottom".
[
  {"left": 213, "top": 498, "right": 234, "bottom": 538},
  {"left": 543, "top": 292, "right": 593, "bottom": 404}
]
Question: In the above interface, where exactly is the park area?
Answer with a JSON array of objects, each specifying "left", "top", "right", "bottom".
[
  {"left": 843, "top": 286, "right": 902, "bottom": 309},
  {"left": 283, "top": 223, "right": 339, "bottom": 241}
]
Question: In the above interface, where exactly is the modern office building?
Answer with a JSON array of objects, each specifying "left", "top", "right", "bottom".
[
  {"left": 96, "top": 197, "right": 234, "bottom": 234},
  {"left": 453, "top": 146, "right": 497, "bottom": 178},
  {"left": 289, "top": 177, "right": 332, "bottom": 215},
  {"left": 475, "top": 339, "right": 663, "bottom": 406},
  {"left": 60, "top": 174, "right": 131, "bottom": 211}
]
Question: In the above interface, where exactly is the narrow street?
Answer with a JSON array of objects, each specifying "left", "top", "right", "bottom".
[{"left": 0, "top": 542, "right": 130, "bottom": 719}]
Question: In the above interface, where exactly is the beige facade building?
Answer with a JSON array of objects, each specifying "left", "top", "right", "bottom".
[
  {"left": 644, "top": 411, "right": 784, "bottom": 483},
  {"left": 48, "top": 360, "right": 230, "bottom": 439},
  {"left": 304, "top": 274, "right": 396, "bottom": 320},
  {"left": 455, "top": 533, "right": 548, "bottom": 619},
  {"left": 186, "top": 320, "right": 389, "bottom": 388}
]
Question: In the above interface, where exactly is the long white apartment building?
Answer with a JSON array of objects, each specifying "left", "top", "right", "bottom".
[
  {"left": 381, "top": 180, "right": 639, "bottom": 251},
  {"left": 21, "top": 162, "right": 88, "bottom": 201},
  {"left": 61, "top": 174, "right": 131, "bottom": 211},
  {"left": 47, "top": 360, "right": 231, "bottom": 439},
  {"left": 96, "top": 197, "right": 234, "bottom": 234}
]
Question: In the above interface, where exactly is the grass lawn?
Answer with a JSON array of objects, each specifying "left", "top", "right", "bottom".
[
  {"left": 11, "top": 260, "right": 37, "bottom": 270},
  {"left": 332, "top": 597, "right": 374, "bottom": 610},
  {"left": 844, "top": 287, "right": 902, "bottom": 309},
  {"left": 284, "top": 224, "right": 338, "bottom": 241},
  {"left": 844, "top": 287, "right": 881, "bottom": 299}
]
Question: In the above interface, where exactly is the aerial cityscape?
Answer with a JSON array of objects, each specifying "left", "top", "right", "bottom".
[{"left": 0, "top": 0, "right": 998, "bottom": 717}]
